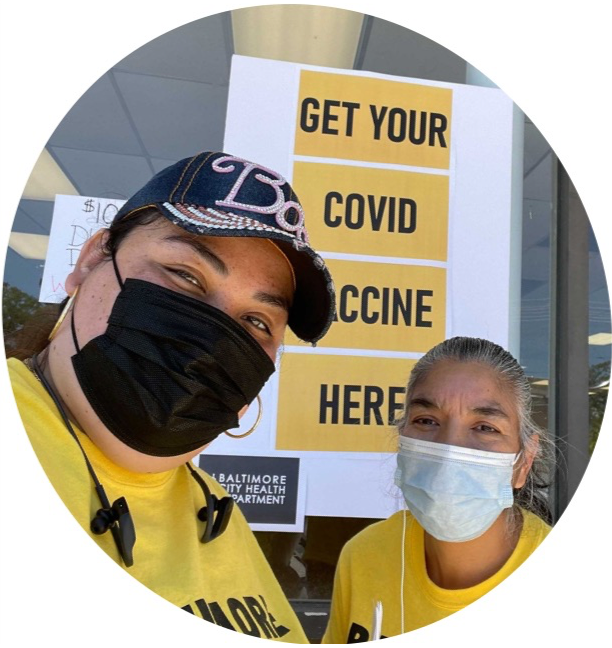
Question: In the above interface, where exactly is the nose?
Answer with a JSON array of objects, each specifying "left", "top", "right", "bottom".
[
  {"left": 428, "top": 420, "right": 467, "bottom": 449},
  {"left": 202, "top": 290, "right": 235, "bottom": 318}
]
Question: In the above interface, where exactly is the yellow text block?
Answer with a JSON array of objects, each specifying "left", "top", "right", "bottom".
[
  {"left": 293, "top": 161, "right": 448, "bottom": 259},
  {"left": 276, "top": 354, "right": 414, "bottom": 452},
  {"left": 286, "top": 259, "right": 446, "bottom": 352},
  {"left": 295, "top": 70, "right": 452, "bottom": 169}
]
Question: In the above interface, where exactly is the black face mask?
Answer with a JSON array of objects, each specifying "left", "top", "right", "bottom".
[{"left": 71, "top": 261, "right": 275, "bottom": 457}]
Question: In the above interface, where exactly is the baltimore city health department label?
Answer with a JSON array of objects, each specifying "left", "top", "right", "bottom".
[{"left": 199, "top": 455, "right": 300, "bottom": 526}]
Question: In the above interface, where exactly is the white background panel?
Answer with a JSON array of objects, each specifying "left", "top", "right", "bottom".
[{"left": 1, "top": 2, "right": 609, "bottom": 648}]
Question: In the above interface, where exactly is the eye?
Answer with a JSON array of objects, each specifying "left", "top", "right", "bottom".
[
  {"left": 170, "top": 268, "right": 203, "bottom": 289},
  {"left": 244, "top": 315, "right": 272, "bottom": 336},
  {"left": 412, "top": 416, "right": 438, "bottom": 427},
  {"left": 474, "top": 423, "right": 500, "bottom": 434}
]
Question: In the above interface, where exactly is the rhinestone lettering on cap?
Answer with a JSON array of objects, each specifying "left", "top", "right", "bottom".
[
  {"left": 163, "top": 203, "right": 301, "bottom": 240},
  {"left": 211, "top": 155, "right": 309, "bottom": 245}
]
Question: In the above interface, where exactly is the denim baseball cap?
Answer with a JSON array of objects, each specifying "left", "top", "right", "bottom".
[{"left": 114, "top": 151, "right": 335, "bottom": 344}]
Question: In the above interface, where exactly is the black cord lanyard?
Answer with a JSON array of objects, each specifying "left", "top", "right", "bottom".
[
  {"left": 28, "top": 354, "right": 235, "bottom": 567},
  {"left": 30, "top": 354, "right": 136, "bottom": 566}
]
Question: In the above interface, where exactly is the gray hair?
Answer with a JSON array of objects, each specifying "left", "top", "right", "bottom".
[{"left": 400, "top": 336, "right": 554, "bottom": 524}]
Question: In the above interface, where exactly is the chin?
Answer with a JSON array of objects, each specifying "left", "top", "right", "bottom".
[{"left": 97, "top": 436, "right": 206, "bottom": 474}]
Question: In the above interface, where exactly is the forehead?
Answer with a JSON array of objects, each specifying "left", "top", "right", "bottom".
[
  {"left": 411, "top": 360, "right": 518, "bottom": 412},
  {"left": 124, "top": 220, "right": 288, "bottom": 272}
]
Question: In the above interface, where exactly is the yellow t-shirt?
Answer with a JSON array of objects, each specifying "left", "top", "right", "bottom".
[
  {"left": 9, "top": 358, "right": 307, "bottom": 643},
  {"left": 322, "top": 508, "right": 551, "bottom": 643}
]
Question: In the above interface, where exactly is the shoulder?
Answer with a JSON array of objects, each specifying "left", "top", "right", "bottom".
[
  {"left": 8, "top": 357, "right": 48, "bottom": 403},
  {"left": 339, "top": 511, "right": 406, "bottom": 563},
  {"left": 8, "top": 357, "right": 33, "bottom": 390},
  {"left": 7, "top": 357, "right": 60, "bottom": 428},
  {"left": 520, "top": 508, "right": 552, "bottom": 541},
  {"left": 514, "top": 508, "right": 552, "bottom": 560}
]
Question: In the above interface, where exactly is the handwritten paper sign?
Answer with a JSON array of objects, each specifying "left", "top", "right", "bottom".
[{"left": 39, "top": 195, "right": 125, "bottom": 302}]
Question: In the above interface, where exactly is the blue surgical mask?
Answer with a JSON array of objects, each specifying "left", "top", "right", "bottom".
[{"left": 394, "top": 436, "right": 519, "bottom": 542}]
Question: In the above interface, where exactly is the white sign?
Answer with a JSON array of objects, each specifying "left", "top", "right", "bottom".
[
  {"left": 208, "top": 55, "right": 516, "bottom": 522},
  {"left": 39, "top": 195, "right": 125, "bottom": 303}
]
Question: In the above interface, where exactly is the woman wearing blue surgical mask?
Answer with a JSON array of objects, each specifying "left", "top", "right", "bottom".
[{"left": 322, "top": 337, "right": 554, "bottom": 642}]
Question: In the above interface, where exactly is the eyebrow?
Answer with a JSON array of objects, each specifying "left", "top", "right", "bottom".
[
  {"left": 254, "top": 290, "right": 291, "bottom": 314},
  {"left": 408, "top": 397, "right": 436, "bottom": 410},
  {"left": 163, "top": 234, "right": 228, "bottom": 276},
  {"left": 408, "top": 398, "right": 510, "bottom": 420},
  {"left": 471, "top": 404, "right": 510, "bottom": 420}
]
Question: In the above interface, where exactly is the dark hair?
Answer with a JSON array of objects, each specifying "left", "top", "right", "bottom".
[
  {"left": 4, "top": 208, "right": 163, "bottom": 360},
  {"left": 399, "top": 336, "right": 555, "bottom": 524}
]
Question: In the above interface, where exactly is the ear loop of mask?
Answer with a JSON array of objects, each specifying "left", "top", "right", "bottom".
[
  {"left": 69, "top": 251, "right": 123, "bottom": 354},
  {"left": 111, "top": 250, "right": 125, "bottom": 288}
]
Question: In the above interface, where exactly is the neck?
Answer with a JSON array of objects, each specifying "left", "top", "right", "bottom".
[
  {"left": 33, "top": 347, "right": 83, "bottom": 429},
  {"left": 423, "top": 508, "right": 522, "bottom": 589}
]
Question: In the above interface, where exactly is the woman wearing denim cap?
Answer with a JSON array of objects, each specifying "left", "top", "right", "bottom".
[
  {"left": 322, "top": 337, "right": 553, "bottom": 642},
  {"left": 7, "top": 151, "right": 335, "bottom": 642}
]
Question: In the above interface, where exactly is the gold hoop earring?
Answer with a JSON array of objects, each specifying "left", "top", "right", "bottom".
[
  {"left": 48, "top": 286, "right": 80, "bottom": 342},
  {"left": 225, "top": 395, "right": 263, "bottom": 439}
]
